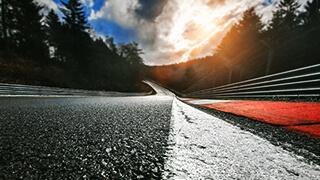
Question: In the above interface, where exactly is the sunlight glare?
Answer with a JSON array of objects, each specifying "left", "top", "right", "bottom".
[{"left": 163, "top": 0, "right": 234, "bottom": 62}]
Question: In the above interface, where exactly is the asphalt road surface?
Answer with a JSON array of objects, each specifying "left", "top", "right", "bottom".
[{"left": 1, "top": 82, "right": 320, "bottom": 179}]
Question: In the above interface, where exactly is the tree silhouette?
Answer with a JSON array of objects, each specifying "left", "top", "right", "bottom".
[
  {"left": 216, "top": 8, "right": 264, "bottom": 80},
  {"left": 217, "top": 8, "right": 263, "bottom": 58},
  {"left": 0, "top": 0, "right": 8, "bottom": 52},
  {"left": 105, "top": 36, "right": 118, "bottom": 53},
  {"left": 149, "top": 2, "right": 320, "bottom": 93},
  {"left": 0, "top": 0, "right": 145, "bottom": 92},
  {"left": 119, "top": 42, "right": 144, "bottom": 65},
  {"left": 4, "top": 0, "right": 49, "bottom": 62},
  {"left": 217, "top": 8, "right": 262, "bottom": 60},
  {"left": 60, "top": 0, "right": 92, "bottom": 73},
  {"left": 268, "top": 0, "right": 300, "bottom": 40},
  {"left": 60, "top": 0, "right": 89, "bottom": 31},
  {"left": 45, "top": 10, "right": 64, "bottom": 62},
  {"left": 302, "top": 0, "right": 320, "bottom": 27},
  {"left": 299, "top": 0, "right": 320, "bottom": 66}
]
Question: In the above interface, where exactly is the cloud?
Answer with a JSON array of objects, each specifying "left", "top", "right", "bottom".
[
  {"left": 151, "top": 0, "right": 262, "bottom": 64},
  {"left": 135, "top": 0, "right": 169, "bottom": 21},
  {"left": 89, "top": 0, "right": 141, "bottom": 27},
  {"left": 90, "top": 0, "right": 269, "bottom": 65},
  {"left": 89, "top": 0, "right": 159, "bottom": 53},
  {"left": 150, "top": 0, "right": 310, "bottom": 65},
  {"left": 81, "top": 0, "right": 94, "bottom": 8},
  {"left": 142, "top": 0, "right": 262, "bottom": 64},
  {"left": 81, "top": 0, "right": 314, "bottom": 65}
]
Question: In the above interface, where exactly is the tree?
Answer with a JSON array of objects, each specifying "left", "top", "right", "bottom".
[
  {"left": 217, "top": 8, "right": 263, "bottom": 58},
  {"left": 0, "top": 0, "right": 8, "bottom": 51},
  {"left": 45, "top": 10, "right": 64, "bottom": 62},
  {"left": 60, "top": 0, "right": 88, "bottom": 32},
  {"left": 46, "top": 10, "right": 61, "bottom": 35},
  {"left": 216, "top": 8, "right": 264, "bottom": 79},
  {"left": 105, "top": 36, "right": 118, "bottom": 53},
  {"left": 268, "top": 0, "right": 301, "bottom": 39},
  {"left": 260, "top": 0, "right": 301, "bottom": 73},
  {"left": 0, "top": 0, "right": 22, "bottom": 54},
  {"left": 59, "top": 0, "right": 91, "bottom": 72},
  {"left": 117, "top": 42, "right": 144, "bottom": 84},
  {"left": 217, "top": 8, "right": 262, "bottom": 63},
  {"left": 299, "top": 0, "right": 320, "bottom": 66},
  {"left": 302, "top": 0, "right": 320, "bottom": 27},
  {"left": 119, "top": 42, "right": 144, "bottom": 65},
  {"left": 1, "top": 0, "right": 48, "bottom": 62}
]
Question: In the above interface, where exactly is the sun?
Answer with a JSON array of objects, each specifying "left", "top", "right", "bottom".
[{"left": 163, "top": 0, "right": 232, "bottom": 62}]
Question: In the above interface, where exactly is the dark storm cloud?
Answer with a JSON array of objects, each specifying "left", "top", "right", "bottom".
[{"left": 136, "top": 0, "right": 169, "bottom": 21}]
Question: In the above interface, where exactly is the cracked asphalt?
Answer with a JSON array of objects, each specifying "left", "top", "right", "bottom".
[{"left": 0, "top": 96, "right": 173, "bottom": 179}]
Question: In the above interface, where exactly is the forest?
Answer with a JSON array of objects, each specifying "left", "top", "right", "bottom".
[
  {"left": 0, "top": 0, "right": 145, "bottom": 92},
  {"left": 1, "top": 0, "right": 320, "bottom": 93},
  {"left": 148, "top": 0, "right": 320, "bottom": 93}
]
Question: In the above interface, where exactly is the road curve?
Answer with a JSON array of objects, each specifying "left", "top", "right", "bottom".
[{"left": 0, "top": 81, "right": 320, "bottom": 179}]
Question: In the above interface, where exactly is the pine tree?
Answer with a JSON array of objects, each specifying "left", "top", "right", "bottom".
[
  {"left": 9, "top": 0, "right": 49, "bottom": 62},
  {"left": 105, "top": 36, "right": 118, "bottom": 54},
  {"left": 279, "top": 0, "right": 300, "bottom": 26},
  {"left": 119, "top": 42, "right": 143, "bottom": 65},
  {"left": 45, "top": 10, "right": 64, "bottom": 62},
  {"left": 60, "top": 0, "right": 89, "bottom": 32},
  {"left": 234, "top": 8, "right": 263, "bottom": 49},
  {"left": 264, "top": 0, "right": 301, "bottom": 51},
  {"left": 268, "top": 0, "right": 300, "bottom": 38},
  {"left": 299, "top": 0, "right": 320, "bottom": 66},
  {"left": 60, "top": 0, "right": 91, "bottom": 72},
  {"left": 302, "top": 0, "right": 320, "bottom": 27},
  {"left": 0, "top": 0, "right": 8, "bottom": 50},
  {"left": 117, "top": 42, "right": 143, "bottom": 84},
  {"left": 217, "top": 8, "right": 264, "bottom": 79},
  {"left": 46, "top": 10, "right": 61, "bottom": 32},
  {"left": 217, "top": 8, "right": 263, "bottom": 59},
  {"left": 0, "top": 0, "right": 19, "bottom": 53},
  {"left": 262, "top": 0, "right": 304, "bottom": 73}
]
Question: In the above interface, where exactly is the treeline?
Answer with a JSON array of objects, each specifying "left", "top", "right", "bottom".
[
  {"left": 148, "top": 0, "right": 320, "bottom": 92},
  {"left": 0, "top": 0, "right": 145, "bottom": 92}
]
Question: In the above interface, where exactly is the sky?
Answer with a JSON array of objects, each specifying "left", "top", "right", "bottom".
[{"left": 36, "top": 0, "right": 310, "bottom": 65}]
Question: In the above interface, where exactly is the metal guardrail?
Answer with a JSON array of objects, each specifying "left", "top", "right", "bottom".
[
  {"left": 0, "top": 83, "right": 113, "bottom": 96},
  {"left": 186, "top": 63, "right": 320, "bottom": 99}
]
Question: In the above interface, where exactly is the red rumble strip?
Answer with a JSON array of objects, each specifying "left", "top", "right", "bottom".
[{"left": 203, "top": 101, "right": 320, "bottom": 138}]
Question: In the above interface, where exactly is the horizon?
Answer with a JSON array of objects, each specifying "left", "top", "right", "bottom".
[
  {"left": 36, "top": 0, "right": 309, "bottom": 65},
  {"left": 1, "top": 0, "right": 320, "bottom": 179}
]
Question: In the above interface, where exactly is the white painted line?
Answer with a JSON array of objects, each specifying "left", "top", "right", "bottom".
[
  {"left": 143, "top": 81, "right": 174, "bottom": 96},
  {"left": 163, "top": 98, "right": 320, "bottom": 179}
]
